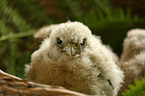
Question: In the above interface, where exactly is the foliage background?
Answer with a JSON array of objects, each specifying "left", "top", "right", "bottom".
[
  {"left": 122, "top": 77, "right": 145, "bottom": 96},
  {"left": 0, "top": 0, "right": 145, "bottom": 95}
]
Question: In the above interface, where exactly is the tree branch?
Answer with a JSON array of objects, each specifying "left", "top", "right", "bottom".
[{"left": 0, "top": 70, "right": 87, "bottom": 96}]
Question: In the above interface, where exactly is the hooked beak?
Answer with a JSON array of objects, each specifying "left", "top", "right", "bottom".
[{"left": 64, "top": 43, "right": 77, "bottom": 56}]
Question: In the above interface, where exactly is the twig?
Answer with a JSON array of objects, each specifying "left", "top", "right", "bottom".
[{"left": 0, "top": 70, "right": 87, "bottom": 96}]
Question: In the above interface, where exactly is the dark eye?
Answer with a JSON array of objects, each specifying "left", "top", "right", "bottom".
[
  {"left": 57, "top": 38, "right": 62, "bottom": 44},
  {"left": 80, "top": 38, "right": 87, "bottom": 46}
]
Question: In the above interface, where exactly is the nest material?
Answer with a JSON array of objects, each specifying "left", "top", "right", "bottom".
[{"left": 0, "top": 70, "right": 87, "bottom": 96}]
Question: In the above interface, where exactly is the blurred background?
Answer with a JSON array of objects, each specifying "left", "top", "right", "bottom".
[{"left": 0, "top": 0, "right": 145, "bottom": 79}]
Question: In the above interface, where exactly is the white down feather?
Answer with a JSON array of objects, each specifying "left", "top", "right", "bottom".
[{"left": 25, "top": 21, "right": 124, "bottom": 96}]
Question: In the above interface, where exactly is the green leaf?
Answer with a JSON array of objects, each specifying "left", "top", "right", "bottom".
[{"left": 122, "top": 77, "right": 145, "bottom": 96}]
